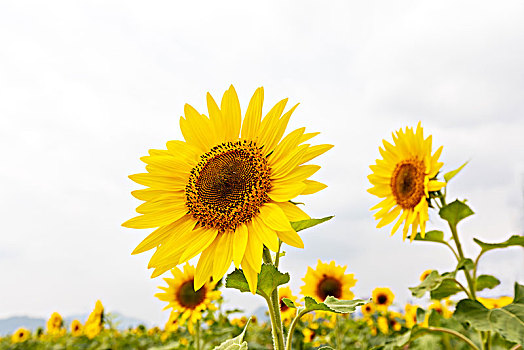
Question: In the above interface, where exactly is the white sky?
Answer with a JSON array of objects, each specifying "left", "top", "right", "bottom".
[{"left": 1, "top": 1, "right": 523, "bottom": 326}]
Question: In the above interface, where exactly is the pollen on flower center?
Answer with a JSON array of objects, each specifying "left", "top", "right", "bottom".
[
  {"left": 185, "top": 140, "right": 271, "bottom": 232},
  {"left": 316, "top": 276, "right": 342, "bottom": 300},
  {"left": 176, "top": 280, "right": 206, "bottom": 309},
  {"left": 390, "top": 160, "right": 426, "bottom": 209}
]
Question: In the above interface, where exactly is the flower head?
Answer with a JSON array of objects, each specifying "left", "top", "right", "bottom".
[
  {"left": 372, "top": 287, "right": 395, "bottom": 311},
  {"left": 155, "top": 263, "right": 220, "bottom": 333},
  {"left": 70, "top": 320, "right": 83, "bottom": 337},
  {"left": 361, "top": 302, "right": 376, "bottom": 317},
  {"left": 124, "top": 86, "right": 331, "bottom": 293},
  {"left": 368, "top": 123, "right": 445, "bottom": 240},
  {"left": 300, "top": 260, "right": 357, "bottom": 302},
  {"left": 278, "top": 286, "right": 299, "bottom": 324},
  {"left": 46, "top": 312, "right": 63, "bottom": 335},
  {"left": 420, "top": 269, "right": 433, "bottom": 282},
  {"left": 477, "top": 296, "right": 512, "bottom": 309},
  {"left": 11, "top": 328, "right": 30, "bottom": 343}
]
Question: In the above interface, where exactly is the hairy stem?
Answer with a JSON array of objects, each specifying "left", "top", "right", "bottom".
[
  {"left": 425, "top": 327, "right": 480, "bottom": 350},
  {"left": 285, "top": 309, "right": 310, "bottom": 350},
  {"left": 263, "top": 247, "right": 285, "bottom": 350}
]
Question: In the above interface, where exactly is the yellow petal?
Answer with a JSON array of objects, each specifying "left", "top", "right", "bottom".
[
  {"left": 269, "top": 127, "right": 305, "bottom": 164},
  {"left": 166, "top": 140, "right": 201, "bottom": 165},
  {"left": 427, "top": 180, "right": 446, "bottom": 192},
  {"left": 129, "top": 173, "right": 186, "bottom": 191},
  {"left": 259, "top": 203, "right": 293, "bottom": 232},
  {"left": 212, "top": 233, "right": 234, "bottom": 281},
  {"left": 302, "top": 180, "right": 327, "bottom": 195},
  {"left": 241, "top": 87, "right": 263, "bottom": 140},
  {"left": 270, "top": 145, "right": 309, "bottom": 179},
  {"left": 178, "top": 226, "right": 219, "bottom": 264},
  {"left": 244, "top": 223, "right": 263, "bottom": 273},
  {"left": 252, "top": 215, "right": 280, "bottom": 252},
  {"left": 241, "top": 260, "right": 258, "bottom": 294},
  {"left": 276, "top": 229, "right": 304, "bottom": 249},
  {"left": 258, "top": 98, "right": 288, "bottom": 151},
  {"left": 220, "top": 85, "right": 241, "bottom": 142},
  {"left": 268, "top": 180, "right": 307, "bottom": 202},
  {"left": 277, "top": 202, "right": 310, "bottom": 221},
  {"left": 299, "top": 144, "right": 333, "bottom": 165},
  {"left": 233, "top": 224, "right": 248, "bottom": 268},
  {"left": 122, "top": 208, "right": 186, "bottom": 229}
]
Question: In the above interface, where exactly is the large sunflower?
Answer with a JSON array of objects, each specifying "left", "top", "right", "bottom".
[
  {"left": 155, "top": 263, "right": 220, "bottom": 333},
  {"left": 368, "top": 123, "right": 445, "bottom": 240},
  {"left": 124, "top": 86, "right": 331, "bottom": 293},
  {"left": 300, "top": 260, "right": 357, "bottom": 302}
]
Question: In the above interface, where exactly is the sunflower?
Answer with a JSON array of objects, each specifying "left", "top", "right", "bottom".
[
  {"left": 278, "top": 286, "right": 299, "bottom": 324},
  {"left": 428, "top": 299, "right": 452, "bottom": 318},
  {"left": 372, "top": 287, "right": 394, "bottom": 311},
  {"left": 377, "top": 316, "right": 389, "bottom": 334},
  {"left": 404, "top": 303, "right": 423, "bottom": 328},
  {"left": 124, "top": 86, "right": 331, "bottom": 293},
  {"left": 387, "top": 311, "right": 403, "bottom": 332},
  {"left": 155, "top": 263, "right": 221, "bottom": 333},
  {"left": 46, "top": 312, "right": 63, "bottom": 335},
  {"left": 368, "top": 123, "right": 445, "bottom": 240},
  {"left": 164, "top": 311, "right": 181, "bottom": 332},
  {"left": 419, "top": 269, "right": 433, "bottom": 282},
  {"left": 70, "top": 320, "right": 83, "bottom": 336},
  {"left": 361, "top": 302, "right": 376, "bottom": 317},
  {"left": 300, "top": 260, "right": 357, "bottom": 302},
  {"left": 11, "top": 328, "right": 30, "bottom": 343},
  {"left": 477, "top": 296, "right": 513, "bottom": 309}
]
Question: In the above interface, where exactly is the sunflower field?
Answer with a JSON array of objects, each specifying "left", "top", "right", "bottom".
[{"left": 3, "top": 87, "right": 522, "bottom": 350}]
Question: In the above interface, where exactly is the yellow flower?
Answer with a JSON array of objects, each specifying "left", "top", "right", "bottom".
[
  {"left": 84, "top": 322, "right": 102, "bottom": 339},
  {"left": 148, "top": 327, "right": 161, "bottom": 336},
  {"left": 477, "top": 296, "right": 513, "bottom": 309},
  {"left": 11, "top": 328, "right": 30, "bottom": 343},
  {"left": 164, "top": 311, "right": 181, "bottom": 332},
  {"left": 372, "top": 287, "right": 394, "bottom": 311},
  {"left": 70, "top": 320, "right": 83, "bottom": 337},
  {"left": 368, "top": 123, "right": 445, "bottom": 240},
  {"left": 231, "top": 316, "right": 249, "bottom": 328},
  {"left": 279, "top": 286, "right": 299, "bottom": 325},
  {"left": 361, "top": 302, "right": 376, "bottom": 317},
  {"left": 46, "top": 312, "right": 63, "bottom": 335},
  {"left": 377, "top": 316, "right": 389, "bottom": 334},
  {"left": 124, "top": 86, "right": 331, "bottom": 293},
  {"left": 404, "top": 304, "right": 419, "bottom": 328},
  {"left": 302, "top": 328, "right": 316, "bottom": 343},
  {"left": 419, "top": 269, "right": 433, "bottom": 282},
  {"left": 388, "top": 311, "right": 403, "bottom": 332},
  {"left": 155, "top": 263, "right": 221, "bottom": 332},
  {"left": 86, "top": 300, "right": 104, "bottom": 326},
  {"left": 300, "top": 260, "right": 357, "bottom": 302},
  {"left": 428, "top": 299, "right": 452, "bottom": 318}
]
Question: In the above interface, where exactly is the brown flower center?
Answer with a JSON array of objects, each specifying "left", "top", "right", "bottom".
[
  {"left": 316, "top": 275, "right": 342, "bottom": 300},
  {"left": 176, "top": 280, "right": 207, "bottom": 309},
  {"left": 377, "top": 293, "right": 388, "bottom": 305},
  {"left": 390, "top": 160, "right": 426, "bottom": 209},
  {"left": 185, "top": 140, "right": 271, "bottom": 232},
  {"left": 280, "top": 298, "right": 289, "bottom": 312}
]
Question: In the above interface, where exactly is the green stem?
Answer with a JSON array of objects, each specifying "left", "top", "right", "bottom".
[
  {"left": 509, "top": 344, "right": 522, "bottom": 350},
  {"left": 275, "top": 240, "right": 283, "bottom": 269},
  {"left": 448, "top": 223, "right": 477, "bottom": 299},
  {"left": 473, "top": 251, "right": 485, "bottom": 282},
  {"left": 425, "top": 327, "right": 480, "bottom": 350},
  {"left": 195, "top": 319, "right": 201, "bottom": 350},
  {"left": 484, "top": 331, "right": 491, "bottom": 350},
  {"left": 443, "top": 241, "right": 460, "bottom": 261},
  {"left": 452, "top": 278, "right": 473, "bottom": 299},
  {"left": 263, "top": 247, "right": 285, "bottom": 350},
  {"left": 285, "top": 309, "right": 310, "bottom": 350}
]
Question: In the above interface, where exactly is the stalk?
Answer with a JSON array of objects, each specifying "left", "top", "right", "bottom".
[
  {"left": 263, "top": 247, "right": 285, "bottom": 350},
  {"left": 195, "top": 319, "right": 201, "bottom": 350}
]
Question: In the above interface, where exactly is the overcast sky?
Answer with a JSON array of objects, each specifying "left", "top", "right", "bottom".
[{"left": 1, "top": 1, "right": 523, "bottom": 326}]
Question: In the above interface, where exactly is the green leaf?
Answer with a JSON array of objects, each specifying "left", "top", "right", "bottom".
[
  {"left": 281, "top": 298, "right": 297, "bottom": 309},
  {"left": 444, "top": 161, "right": 468, "bottom": 182},
  {"left": 427, "top": 309, "right": 443, "bottom": 327},
  {"left": 474, "top": 235, "right": 524, "bottom": 253},
  {"left": 454, "top": 282, "right": 524, "bottom": 345},
  {"left": 416, "top": 308, "right": 426, "bottom": 324},
  {"left": 430, "top": 279, "right": 463, "bottom": 300},
  {"left": 439, "top": 200, "right": 474, "bottom": 227},
  {"left": 213, "top": 318, "right": 251, "bottom": 350},
  {"left": 291, "top": 216, "right": 333, "bottom": 232},
  {"left": 409, "top": 230, "right": 446, "bottom": 244},
  {"left": 225, "top": 264, "right": 289, "bottom": 298},
  {"left": 457, "top": 258, "right": 474, "bottom": 271},
  {"left": 475, "top": 275, "right": 500, "bottom": 292},
  {"left": 409, "top": 271, "right": 450, "bottom": 298},
  {"left": 303, "top": 296, "right": 368, "bottom": 314}
]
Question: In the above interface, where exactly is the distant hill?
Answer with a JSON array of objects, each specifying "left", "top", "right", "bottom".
[{"left": 0, "top": 313, "right": 148, "bottom": 336}]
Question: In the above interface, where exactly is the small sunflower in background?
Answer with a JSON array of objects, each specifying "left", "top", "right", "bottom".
[
  {"left": 124, "top": 85, "right": 331, "bottom": 293},
  {"left": 368, "top": 123, "right": 445, "bottom": 240},
  {"left": 11, "top": 328, "right": 30, "bottom": 343},
  {"left": 300, "top": 260, "right": 357, "bottom": 302},
  {"left": 278, "top": 286, "right": 300, "bottom": 325},
  {"left": 70, "top": 320, "right": 83, "bottom": 337},
  {"left": 428, "top": 299, "right": 453, "bottom": 318},
  {"left": 387, "top": 311, "right": 403, "bottom": 332},
  {"left": 477, "top": 296, "right": 512, "bottom": 309},
  {"left": 404, "top": 303, "right": 421, "bottom": 328},
  {"left": 377, "top": 316, "right": 389, "bottom": 334},
  {"left": 419, "top": 269, "right": 433, "bottom": 281},
  {"left": 164, "top": 311, "right": 181, "bottom": 332},
  {"left": 361, "top": 302, "right": 376, "bottom": 318},
  {"left": 155, "top": 263, "right": 221, "bottom": 333},
  {"left": 372, "top": 287, "right": 394, "bottom": 311},
  {"left": 46, "top": 312, "right": 64, "bottom": 336}
]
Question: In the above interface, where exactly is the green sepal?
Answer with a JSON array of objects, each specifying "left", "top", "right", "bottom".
[
  {"left": 474, "top": 235, "right": 524, "bottom": 253},
  {"left": 439, "top": 199, "right": 474, "bottom": 227},
  {"left": 444, "top": 161, "right": 468, "bottom": 182},
  {"left": 225, "top": 264, "right": 289, "bottom": 299},
  {"left": 213, "top": 318, "right": 251, "bottom": 350},
  {"left": 408, "top": 230, "right": 445, "bottom": 244},
  {"left": 291, "top": 216, "right": 333, "bottom": 232},
  {"left": 475, "top": 275, "right": 500, "bottom": 291},
  {"left": 281, "top": 298, "right": 297, "bottom": 309},
  {"left": 303, "top": 296, "right": 368, "bottom": 314},
  {"left": 454, "top": 282, "right": 524, "bottom": 345}
]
